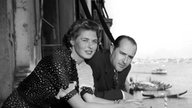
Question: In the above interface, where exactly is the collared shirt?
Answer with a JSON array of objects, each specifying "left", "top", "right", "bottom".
[{"left": 114, "top": 69, "right": 126, "bottom": 99}]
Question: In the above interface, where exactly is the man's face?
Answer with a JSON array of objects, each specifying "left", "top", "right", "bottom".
[{"left": 110, "top": 39, "right": 137, "bottom": 72}]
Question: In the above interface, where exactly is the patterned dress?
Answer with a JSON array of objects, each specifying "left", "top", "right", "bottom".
[{"left": 2, "top": 46, "right": 93, "bottom": 108}]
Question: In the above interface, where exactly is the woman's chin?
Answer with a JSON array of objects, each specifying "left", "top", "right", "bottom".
[{"left": 84, "top": 55, "right": 93, "bottom": 59}]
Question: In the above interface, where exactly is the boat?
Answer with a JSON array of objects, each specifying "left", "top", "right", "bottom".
[
  {"left": 142, "top": 90, "right": 188, "bottom": 98},
  {"left": 151, "top": 68, "right": 167, "bottom": 75},
  {"left": 132, "top": 80, "right": 172, "bottom": 91}
]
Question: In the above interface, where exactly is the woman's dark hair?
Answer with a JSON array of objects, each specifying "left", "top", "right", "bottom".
[
  {"left": 113, "top": 35, "right": 137, "bottom": 48},
  {"left": 63, "top": 19, "right": 101, "bottom": 49}
]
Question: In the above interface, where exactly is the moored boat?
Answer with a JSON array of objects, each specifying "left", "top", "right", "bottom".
[
  {"left": 151, "top": 68, "right": 167, "bottom": 75},
  {"left": 132, "top": 80, "right": 172, "bottom": 91},
  {"left": 142, "top": 90, "right": 188, "bottom": 98}
]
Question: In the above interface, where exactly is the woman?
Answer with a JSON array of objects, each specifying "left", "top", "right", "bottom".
[{"left": 2, "top": 19, "right": 142, "bottom": 108}]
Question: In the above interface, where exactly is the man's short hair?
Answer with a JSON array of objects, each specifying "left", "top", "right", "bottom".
[{"left": 113, "top": 35, "right": 137, "bottom": 48}]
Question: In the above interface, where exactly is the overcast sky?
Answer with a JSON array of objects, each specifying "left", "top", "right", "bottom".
[{"left": 105, "top": 0, "right": 192, "bottom": 59}]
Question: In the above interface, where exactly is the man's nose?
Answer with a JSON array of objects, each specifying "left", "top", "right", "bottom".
[{"left": 123, "top": 56, "right": 129, "bottom": 64}]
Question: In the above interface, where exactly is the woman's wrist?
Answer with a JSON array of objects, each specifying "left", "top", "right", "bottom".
[
  {"left": 60, "top": 89, "right": 78, "bottom": 101},
  {"left": 55, "top": 81, "right": 77, "bottom": 100}
]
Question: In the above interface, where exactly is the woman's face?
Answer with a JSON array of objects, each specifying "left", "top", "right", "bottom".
[{"left": 70, "top": 30, "right": 98, "bottom": 60}]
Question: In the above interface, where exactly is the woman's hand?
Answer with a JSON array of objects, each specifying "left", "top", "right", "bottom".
[{"left": 55, "top": 81, "right": 77, "bottom": 99}]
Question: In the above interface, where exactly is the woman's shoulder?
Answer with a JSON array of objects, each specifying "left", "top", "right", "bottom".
[
  {"left": 51, "top": 46, "right": 72, "bottom": 61},
  {"left": 53, "top": 46, "right": 70, "bottom": 56},
  {"left": 37, "top": 46, "right": 74, "bottom": 69}
]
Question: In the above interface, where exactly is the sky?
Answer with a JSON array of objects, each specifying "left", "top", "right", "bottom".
[{"left": 105, "top": 0, "right": 192, "bottom": 59}]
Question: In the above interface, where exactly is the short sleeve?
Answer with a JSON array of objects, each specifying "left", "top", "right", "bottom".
[{"left": 80, "top": 86, "right": 94, "bottom": 96}]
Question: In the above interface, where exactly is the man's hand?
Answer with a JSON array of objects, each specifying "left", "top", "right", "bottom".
[
  {"left": 123, "top": 91, "right": 134, "bottom": 99},
  {"left": 118, "top": 99, "right": 146, "bottom": 108}
]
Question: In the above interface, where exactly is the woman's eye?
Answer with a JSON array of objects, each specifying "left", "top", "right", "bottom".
[
  {"left": 93, "top": 40, "right": 98, "bottom": 44},
  {"left": 81, "top": 39, "right": 88, "bottom": 42}
]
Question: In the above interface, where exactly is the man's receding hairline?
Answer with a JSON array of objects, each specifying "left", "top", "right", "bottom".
[{"left": 118, "top": 38, "right": 136, "bottom": 48}]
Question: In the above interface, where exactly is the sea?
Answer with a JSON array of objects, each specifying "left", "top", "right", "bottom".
[{"left": 128, "top": 61, "right": 192, "bottom": 108}]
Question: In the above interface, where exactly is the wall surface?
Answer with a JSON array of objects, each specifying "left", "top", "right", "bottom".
[
  {"left": 0, "top": 0, "right": 15, "bottom": 103},
  {"left": 15, "top": 0, "right": 35, "bottom": 67},
  {"left": 59, "top": 0, "right": 75, "bottom": 39},
  {"left": 0, "top": 0, "right": 41, "bottom": 105}
]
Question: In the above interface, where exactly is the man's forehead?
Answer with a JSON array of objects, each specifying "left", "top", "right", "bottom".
[
  {"left": 117, "top": 41, "right": 137, "bottom": 55},
  {"left": 119, "top": 38, "right": 132, "bottom": 46},
  {"left": 118, "top": 40, "right": 135, "bottom": 49}
]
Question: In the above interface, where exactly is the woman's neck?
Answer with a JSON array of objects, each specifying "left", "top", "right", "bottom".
[{"left": 71, "top": 47, "right": 84, "bottom": 65}]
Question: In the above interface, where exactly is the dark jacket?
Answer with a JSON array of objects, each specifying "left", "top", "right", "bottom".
[{"left": 86, "top": 50, "right": 131, "bottom": 100}]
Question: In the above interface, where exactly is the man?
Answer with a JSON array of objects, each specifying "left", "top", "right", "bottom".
[{"left": 86, "top": 35, "right": 137, "bottom": 100}]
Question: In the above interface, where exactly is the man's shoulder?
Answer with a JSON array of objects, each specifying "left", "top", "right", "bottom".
[
  {"left": 121, "top": 64, "right": 131, "bottom": 74},
  {"left": 86, "top": 49, "right": 109, "bottom": 67},
  {"left": 93, "top": 49, "right": 110, "bottom": 59}
]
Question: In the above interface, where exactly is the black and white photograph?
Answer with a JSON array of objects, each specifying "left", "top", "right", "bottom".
[{"left": 0, "top": 0, "right": 192, "bottom": 108}]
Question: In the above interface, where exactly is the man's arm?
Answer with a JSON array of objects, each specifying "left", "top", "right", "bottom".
[
  {"left": 86, "top": 51, "right": 124, "bottom": 100},
  {"left": 94, "top": 88, "right": 123, "bottom": 100},
  {"left": 123, "top": 79, "right": 134, "bottom": 99}
]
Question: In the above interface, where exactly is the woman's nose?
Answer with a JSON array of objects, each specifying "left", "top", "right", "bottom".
[{"left": 88, "top": 41, "right": 94, "bottom": 49}]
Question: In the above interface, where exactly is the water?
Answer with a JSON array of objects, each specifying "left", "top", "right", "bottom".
[{"left": 129, "top": 62, "right": 192, "bottom": 108}]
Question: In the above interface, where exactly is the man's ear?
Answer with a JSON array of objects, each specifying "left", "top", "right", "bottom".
[{"left": 110, "top": 43, "right": 114, "bottom": 54}]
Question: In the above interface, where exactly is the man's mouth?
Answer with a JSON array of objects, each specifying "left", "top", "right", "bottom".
[{"left": 119, "top": 64, "right": 125, "bottom": 68}]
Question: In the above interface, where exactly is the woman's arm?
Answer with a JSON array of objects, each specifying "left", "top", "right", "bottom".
[
  {"left": 83, "top": 93, "right": 115, "bottom": 103},
  {"left": 68, "top": 94, "right": 124, "bottom": 108},
  {"left": 57, "top": 83, "right": 145, "bottom": 108},
  {"left": 68, "top": 93, "right": 145, "bottom": 108}
]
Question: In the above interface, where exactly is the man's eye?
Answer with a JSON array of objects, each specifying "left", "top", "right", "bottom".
[{"left": 120, "top": 52, "right": 126, "bottom": 56}]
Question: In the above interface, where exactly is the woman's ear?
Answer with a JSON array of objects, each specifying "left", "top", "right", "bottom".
[
  {"left": 70, "top": 39, "right": 75, "bottom": 46},
  {"left": 110, "top": 43, "right": 114, "bottom": 54}
]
